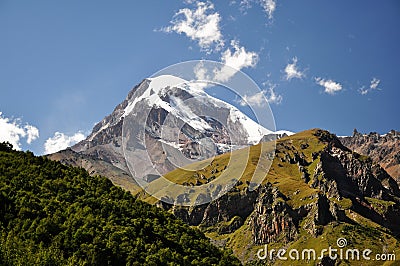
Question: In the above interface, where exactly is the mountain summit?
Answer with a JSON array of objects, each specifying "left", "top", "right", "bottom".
[{"left": 49, "top": 75, "right": 290, "bottom": 189}]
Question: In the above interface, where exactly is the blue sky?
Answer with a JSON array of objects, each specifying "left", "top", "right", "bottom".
[{"left": 0, "top": 0, "right": 399, "bottom": 154}]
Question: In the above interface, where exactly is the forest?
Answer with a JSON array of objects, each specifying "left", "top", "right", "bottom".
[{"left": 0, "top": 142, "right": 240, "bottom": 265}]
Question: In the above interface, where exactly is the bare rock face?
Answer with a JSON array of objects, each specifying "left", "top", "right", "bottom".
[
  {"left": 340, "top": 129, "right": 400, "bottom": 184},
  {"left": 249, "top": 185, "right": 298, "bottom": 244},
  {"left": 312, "top": 146, "right": 399, "bottom": 200},
  {"left": 170, "top": 187, "right": 259, "bottom": 226}
]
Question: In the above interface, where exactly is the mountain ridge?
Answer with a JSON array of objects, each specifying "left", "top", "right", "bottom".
[
  {"left": 47, "top": 128, "right": 400, "bottom": 264},
  {"left": 340, "top": 129, "right": 400, "bottom": 184},
  {"left": 141, "top": 129, "right": 400, "bottom": 264}
]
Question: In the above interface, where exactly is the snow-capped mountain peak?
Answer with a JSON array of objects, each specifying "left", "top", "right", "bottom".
[
  {"left": 72, "top": 74, "right": 286, "bottom": 180},
  {"left": 121, "top": 74, "right": 272, "bottom": 145}
]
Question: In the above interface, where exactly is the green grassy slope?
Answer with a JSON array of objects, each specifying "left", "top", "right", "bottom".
[{"left": 145, "top": 129, "right": 400, "bottom": 265}]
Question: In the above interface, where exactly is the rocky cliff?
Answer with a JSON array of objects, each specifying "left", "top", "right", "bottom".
[{"left": 340, "top": 129, "right": 400, "bottom": 184}]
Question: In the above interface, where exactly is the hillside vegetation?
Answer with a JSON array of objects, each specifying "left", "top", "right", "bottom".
[
  {"left": 0, "top": 142, "right": 240, "bottom": 266},
  {"left": 147, "top": 129, "right": 400, "bottom": 265}
]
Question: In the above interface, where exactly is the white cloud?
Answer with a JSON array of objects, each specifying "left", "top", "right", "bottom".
[
  {"left": 214, "top": 40, "right": 259, "bottom": 82},
  {"left": 265, "top": 88, "right": 282, "bottom": 104},
  {"left": 359, "top": 86, "right": 370, "bottom": 95},
  {"left": 259, "top": 0, "right": 276, "bottom": 20},
  {"left": 315, "top": 77, "right": 343, "bottom": 95},
  {"left": 162, "top": 1, "right": 224, "bottom": 52},
  {"left": 370, "top": 78, "right": 380, "bottom": 90},
  {"left": 222, "top": 40, "right": 259, "bottom": 69},
  {"left": 238, "top": 82, "right": 282, "bottom": 106},
  {"left": 284, "top": 57, "right": 305, "bottom": 80},
  {"left": 0, "top": 112, "right": 39, "bottom": 150},
  {"left": 239, "top": 0, "right": 276, "bottom": 20},
  {"left": 239, "top": 0, "right": 253, "bottom": 13},
  {"left": 190, "top": 61, "right": 212, "bottom": 90},
  {"left": 193, "top": 60, "right": 209, "bottom": 81},
  {"left": 359, "top": 86, "right": 368, "bottom": 95},
  {"left": 25, "top": 125, "right": 40, "bottom": 144},
  {"left": 239, "top": 91, "right": 266, "bottom": 107},
  {"left": 191, "top": 41, "right": 258, "bottom": 86},
  {"left": 44, "top": 131, "right": 85, "bottom": 154},
  {"left": 264, "top": 83, "right": 282, "bottom": 104},
  {"left": 359, "top": 77, "right": 381, "bottom": 95}
]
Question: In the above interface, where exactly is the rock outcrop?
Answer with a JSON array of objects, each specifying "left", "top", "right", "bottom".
[
  {"left": 249, "top": 185, "right": 298, "bottom": 244},
  {"left": 340, "top": 129, "right": 400, "bottom": 184}
]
